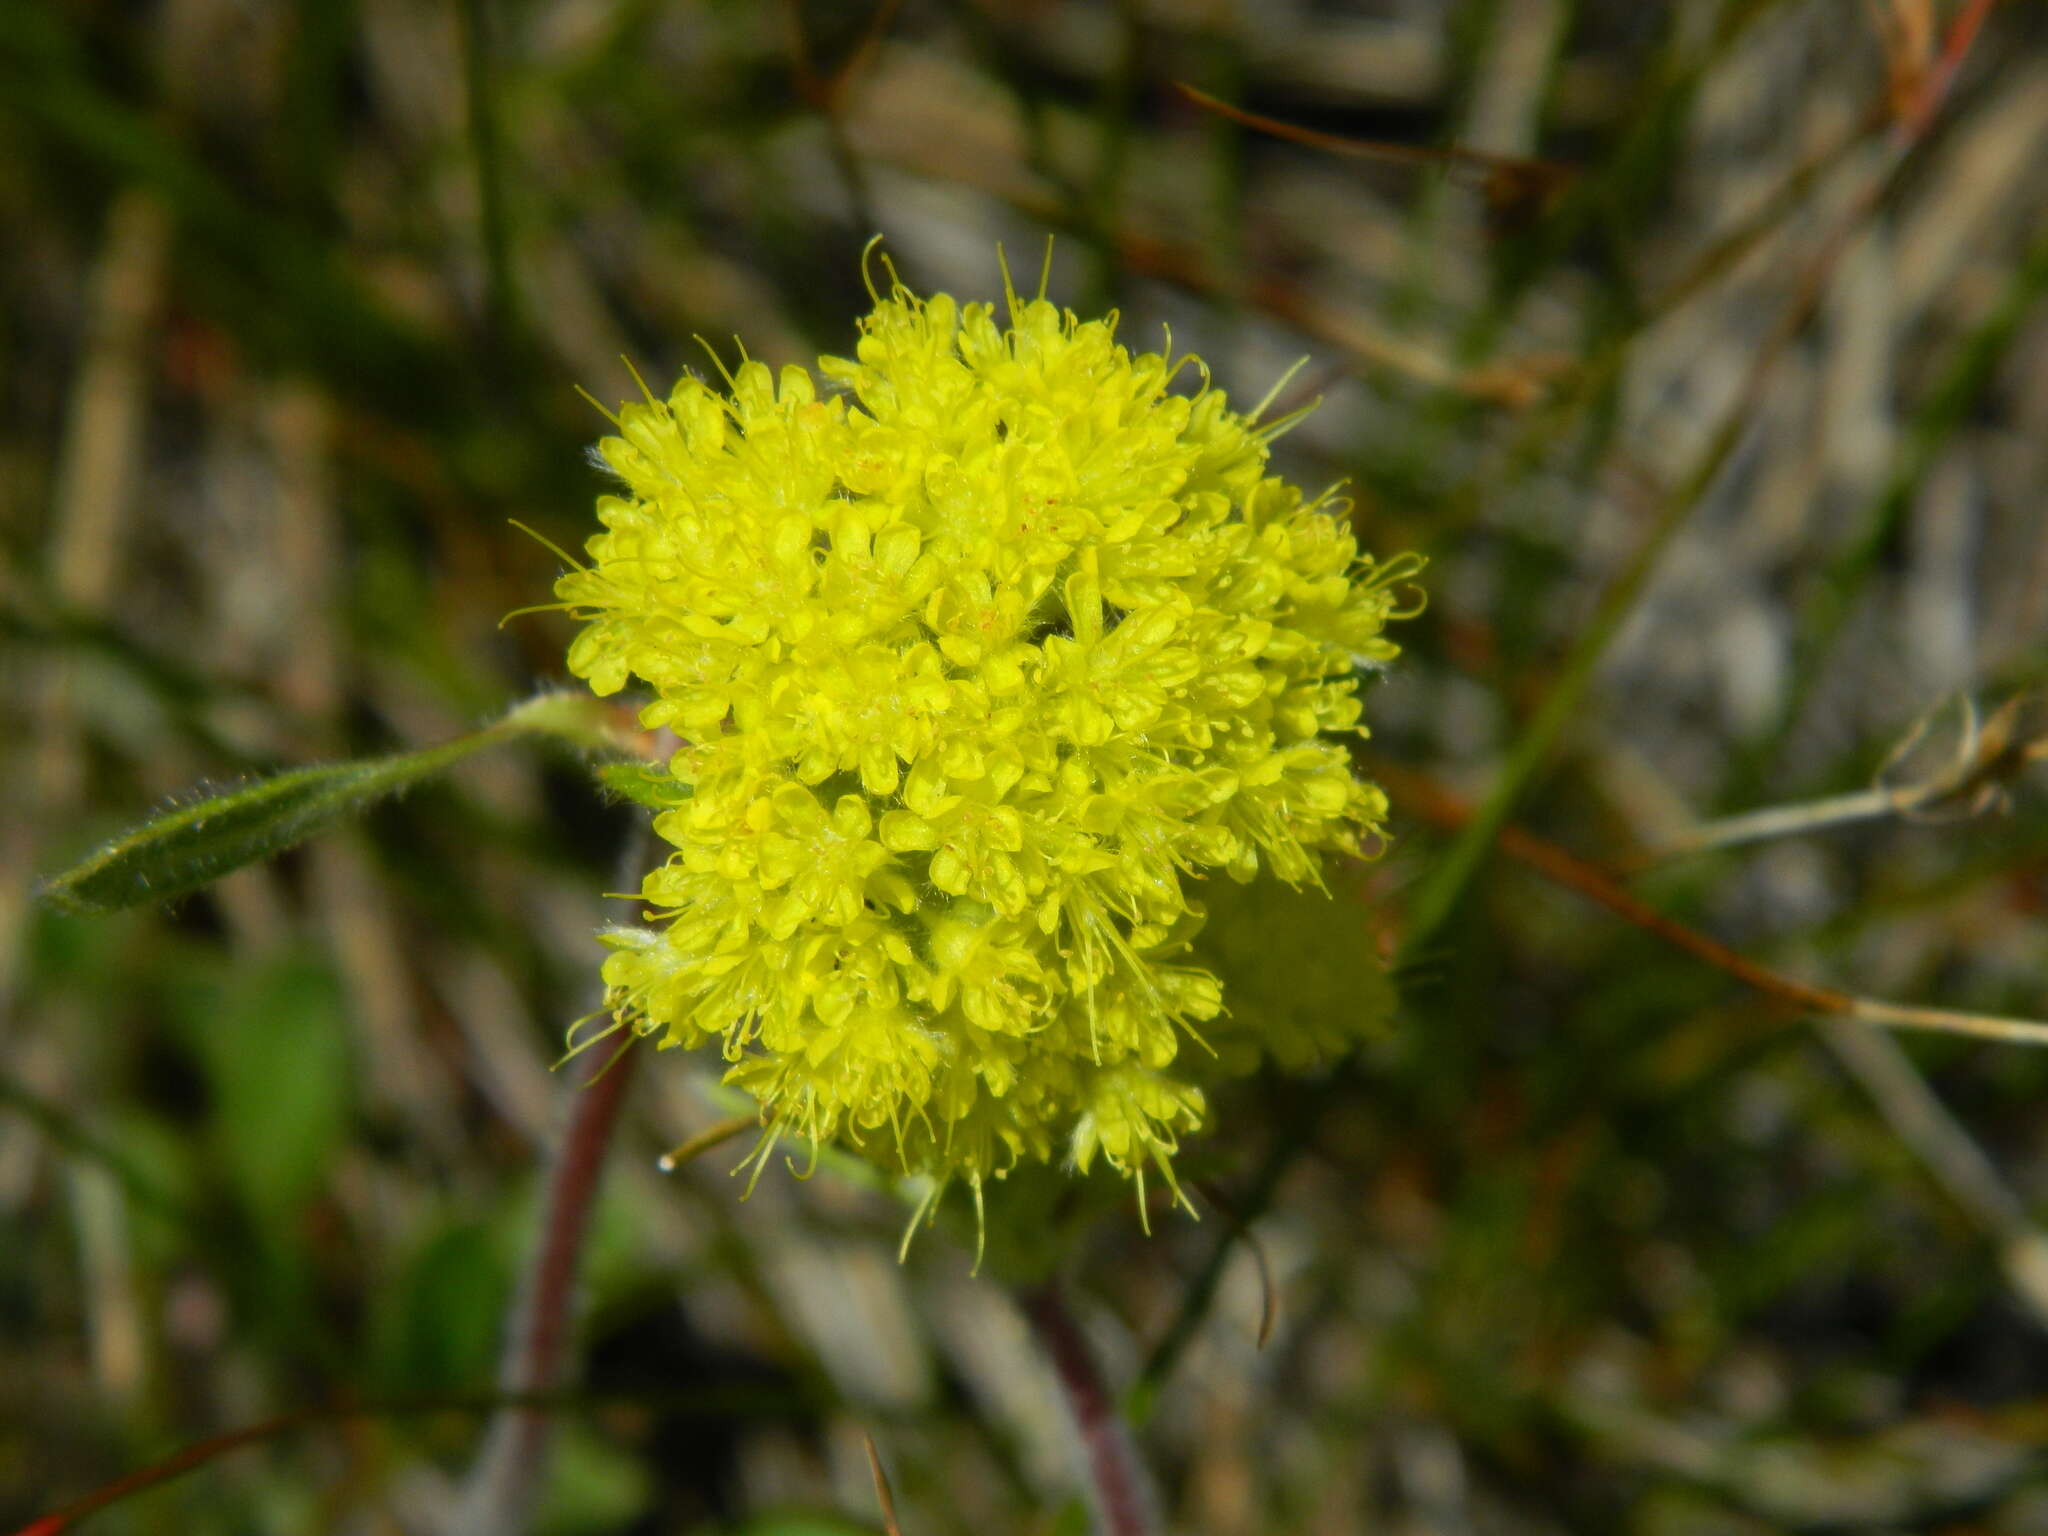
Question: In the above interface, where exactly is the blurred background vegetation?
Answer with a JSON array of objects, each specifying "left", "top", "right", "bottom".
[{"left": 6, "top": 0, "right": 2048, "bottom": 1531}]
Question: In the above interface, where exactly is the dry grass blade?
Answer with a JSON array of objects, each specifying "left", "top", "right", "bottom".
[{"left": 865, "top": 1432, "right": 904, "bottom": 1536}]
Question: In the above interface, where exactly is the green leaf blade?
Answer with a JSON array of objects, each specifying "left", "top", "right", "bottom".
[{"left": 41, "top": 733, "right": 488, "bottom": 917}]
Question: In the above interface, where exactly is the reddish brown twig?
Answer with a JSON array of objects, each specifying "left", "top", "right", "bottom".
[
  {"left": 12, "top": 1408, "right": 330, "bottom": 1536},
  {"left": 1384, "top": 763, "right": 1840, "bottom": 1014},
  {"left": 450, "top": 1034, "right": 640, "bottom": 1535},
  {"left": 9, "top": 1391, "right": 566, "bottom": 1536},
  {"left": 1020, "top": 1282, "right": 1160, "bottom": 1536},
  {"left": 785, "top": 0, "right": 906, "bottom": 111},
  {"left": 1890, "top": 0, "right": 2000, "bottom": 140},
  {"left": 1173, "top": 82, "right": 1575, "bottom": 226},
  {"left": 1378, "top": 761, "right": 2048, "bottom": 1046}
]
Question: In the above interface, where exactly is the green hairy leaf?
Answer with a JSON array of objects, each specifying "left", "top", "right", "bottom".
[
  {"left": 41, "top": 691, "right": 632, "bottom": 917},
  {"left": 41, "top": 735, "right": 491, "bottom": 917}
]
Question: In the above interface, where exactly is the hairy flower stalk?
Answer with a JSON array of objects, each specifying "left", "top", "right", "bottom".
[{"left": 556, "top": 253, "right": 1419, "bottom": 1239}]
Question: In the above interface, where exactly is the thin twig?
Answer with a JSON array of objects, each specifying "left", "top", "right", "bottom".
[
  {"left": 1174, "top": 82, "right": 1575, "bottom": 219},
  {"left": 1893, "top": 0, "right": 1999, "bottom": 142},
  {"left": 8, "top": 1383, "right": 808, "bottom": 1536},
  {"left": 1640, "top": 788, "right": 1899, "bottom": 863},
  {"left": 1379, "top": 761, "right": 2048, "bottom": 1046},
  {"left": 1644, "top": 102, "right": 1882, "bottom": 322},
  {"left": 1020, "top": 1282, "right": 1160, "bottom": 1536},
  {"left": 1843, "top": 996, "right": 2048, "bottom": 1047},
  {"left": 12, "top": 1400, "right": 414, "bottom": 1536},
  {"left": 1635, "top": 691, "right": 2046, "bottom": 866},
  {"left": 826, "top": 0, "right": 908, "bottom": 109},
  {"left": 15, "top": 1394, "right": 537, "bottom": 1536}
]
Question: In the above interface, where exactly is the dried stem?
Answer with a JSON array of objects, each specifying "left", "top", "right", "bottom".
[
  {"left": 1637, "top": 787, "right": 1899, "bottom": 864},
  {"left": 1020, "top": 1281, "right": 1160, "bottom": 1536},
  {"left": 1638, "top": 692, "right": 2046, "bottom": 867},
  {"left": 1377, "top": 761, "right": 2048, "bottom": 1046}
]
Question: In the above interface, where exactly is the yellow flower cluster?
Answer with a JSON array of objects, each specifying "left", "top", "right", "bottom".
[{"left": 559, "top": 258, "right": 1418, "bottom": 1223}]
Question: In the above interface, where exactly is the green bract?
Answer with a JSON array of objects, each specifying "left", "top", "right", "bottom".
[{"left": 558, "top": 259, "right": 1420, "bottom": 1225}]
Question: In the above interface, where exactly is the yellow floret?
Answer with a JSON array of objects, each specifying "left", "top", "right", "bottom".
[{"left": 559, "top": 252, "right": 1420, "bottom": 1236}]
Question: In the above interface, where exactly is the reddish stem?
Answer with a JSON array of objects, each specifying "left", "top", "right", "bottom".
[
  {"left": 1898, "top": 0, "right": 1998, "bottom": 140},
  {"left": 450, "top": 1035, "right": 638, "bottom": 1535},
  {"left": 1019, "top": 1282, "right": 1160, "bottom": 1536}
]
